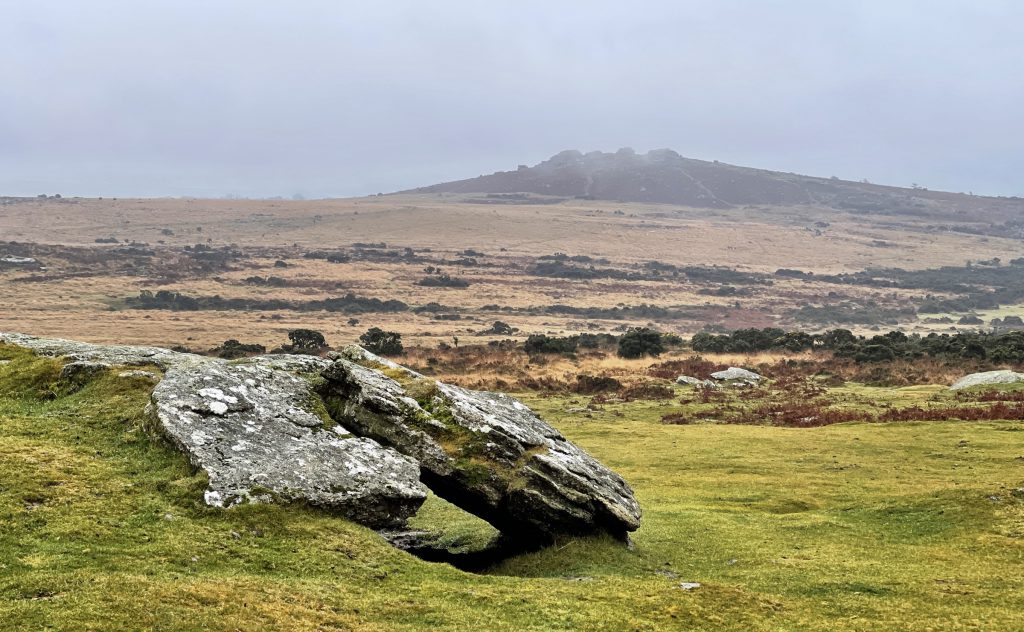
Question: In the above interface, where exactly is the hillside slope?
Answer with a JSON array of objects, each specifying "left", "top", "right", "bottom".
[{"left": 408, "top": 148, "right": 1024, "bottom": 223}]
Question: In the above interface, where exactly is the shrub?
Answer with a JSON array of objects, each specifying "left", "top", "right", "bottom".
[
  {"left": 288, "top": 329, "right": 327, "bottom": 352},
  {"left": 417, "top": 274, "right": 470, "bottom": 288},
  {"left": 488, "top": 321, "right": 514, "bottom": 335},
  {"left": 647, "top": 356, "right": 725, "bottom": 380},
  {"left": 617, "top": 328, "right": 664, "bottom": 359},
  {"left": 524, "top": 334, "right": 578, "bottom": 355},
  {"left": 572, "top": 374, "right": 622, "bottom": 394},
  {"left": 854, "top": 344, "right": 896, "bottom": 363},
  {"left": 619, "top": 381, "right": 675, "bottom": 401},
  {"left": 208, "top": 339, "right": 266, "bottom": 359},
  {"left": 360, "top": 327, "right": 404, "bottom": 356}
]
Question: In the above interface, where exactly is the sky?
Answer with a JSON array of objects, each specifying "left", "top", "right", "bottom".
[{"left": 1, "top": 1, "right": 1022, "bottom": 199}]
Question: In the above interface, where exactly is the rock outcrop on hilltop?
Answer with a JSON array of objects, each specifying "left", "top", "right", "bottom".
[{"left": 0, "top": 332, "right": 641, "bottom": 548}]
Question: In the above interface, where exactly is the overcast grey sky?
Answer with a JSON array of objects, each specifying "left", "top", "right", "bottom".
[{"left": 1, "top": 1, "right": 1021, "bottom": 198}]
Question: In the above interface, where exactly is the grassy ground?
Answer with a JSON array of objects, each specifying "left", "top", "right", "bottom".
[{"left": 1, "top": 345, "right": 1023, "bottom": 630}]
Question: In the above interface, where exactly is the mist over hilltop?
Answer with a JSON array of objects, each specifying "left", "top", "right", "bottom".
[
  {"left": 2, "top": 1, "right": 1023, "bottom": 198},
  {"left": 410, "top": 148, "right": 1024, "bottom": 223}
]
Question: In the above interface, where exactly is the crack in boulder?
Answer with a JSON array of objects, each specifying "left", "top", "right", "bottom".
[{"left": 319, "top": 345, "right": 641, "bottom": 544}]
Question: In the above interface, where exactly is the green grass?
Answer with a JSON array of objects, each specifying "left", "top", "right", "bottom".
[{"left": 1, "top": 345, "right": 1023, "bottom": 630}]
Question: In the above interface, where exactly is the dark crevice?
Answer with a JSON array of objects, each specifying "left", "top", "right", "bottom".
[{"left": 377, "top": 529, "right": 542, "bottom": 573}]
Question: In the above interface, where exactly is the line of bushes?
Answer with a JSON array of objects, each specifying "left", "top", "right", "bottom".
[
  {"left": 127, "top": 290, "right": 408, "bottom": 313},
  {"left": 691, "top": 327, "right": 1024, "bottom": 364}
]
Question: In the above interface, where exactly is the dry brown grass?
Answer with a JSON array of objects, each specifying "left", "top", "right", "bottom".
[
  {"left": 2, "top": 193, "right": 1020, "bottom": 348},
  {"left": 4, "top": 194, "right": 1017, "bottom": 270}
]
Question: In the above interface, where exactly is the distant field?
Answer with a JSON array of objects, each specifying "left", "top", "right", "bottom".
[
  {"left": 2, "top": 194, "right": 1022, "bottom": 349},
  {"left": 1, "top": 194, "right": 1016, "bottom": 270}
]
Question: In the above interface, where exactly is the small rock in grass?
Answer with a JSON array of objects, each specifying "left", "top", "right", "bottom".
[
  {"left": 710, "top": 367, "right": 764, "bottom": 382},
  {"left": 678, "top": 582, "right": 701, "bottom": 591},
  {"left": 59, "top": 361, "right": 110, "bottom": 387},
  {"left": 950, "top": 370, "right": 1024, "bottom": 390}
]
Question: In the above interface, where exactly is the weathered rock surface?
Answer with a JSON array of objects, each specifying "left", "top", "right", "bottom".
[
  {"left": 675, "top": 375, "right": 701, "bottom": 386},
  {"left": 710, "top": 367, "right": 764, "bottom": 384},
  {"left": 150, "top": 356, "right": 427, "bottom": 527},
  {"left": 950, "top": 370, "right": 1024, "bottom": 390},
  {"left": 0, "top": 332, "right": 194, "bottom": 369},
  {"left": 117, "top": 369, "right": 161, "bottom": 382},
  {"left": 59, "top": 360, "right": 111, "bottom": 387},
  {"left": 3, "top": 333, "right": 642, "bottom": 546},
  {"left": 319, "top": 346, "right": 641, "bottom": 543}
]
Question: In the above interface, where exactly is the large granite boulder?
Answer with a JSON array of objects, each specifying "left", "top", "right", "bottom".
[
  {"left": 319, "top": 346, "right": 641, "bottom": 543},
  {"left": 950, "top": 370, "right": 1024, "bottom": 390},
  {"left": 148, "top": 356, "right": 427, "bottom": 527},
  {"left": 2, "top": 333, "right": 642, "bottom": 547}
]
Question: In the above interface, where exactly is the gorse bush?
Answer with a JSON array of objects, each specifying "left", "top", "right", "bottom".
[
  {"left": 523, "top": 333, "right": 617, "bottom": 356},
  {"left": 208, "top": 339, "right": 266, "bottom": 359},
  {"left": 413, "top": 274, "right": 468, "bottom": 288},
  {"left": 360, "top": 327, "right": 404, "bottom": 356},
  {"left": 129, "top": 290, "right": 408, "bottom": 314},
  {"left": 288, "top": 329, "right": 327, "bottom": 352},
  {"left": 617, "top": 328, "right": 665, "bottom": 359},
  {"left": 689, "top": 327, "right": 1024, "bottom": 365}
]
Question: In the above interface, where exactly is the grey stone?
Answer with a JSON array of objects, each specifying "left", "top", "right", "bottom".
[
  {"left": 678, "top": 582, "right": 701, "bottom": 591},
  {"left": 320, "top": 345, "right": 641, "bottom": 543},
  {"left": 1, "top": 332, "right": 195, "bottom": 369},
  {"left": 675, "top": 375, "right": 701, "bottom": 386},
  {"left": 3, "top": 333, "right": 641, "bottom": 545},
  {"left": 950, "top": 370, "right": 1024, "bottom": 390},
  {"left": 149, "top": 355, "right": 427, "bottom": 528},
  {"left": 59, "top": 360, "right": 111, "bottom": 385},
  {"left": 0, "top": 256, "right": 37, "bottom": 265},
  {"left": 710, "top": 367, "right": 764, "bottom": 382},
  {"left": 118, "top": 370, "right": 161, "bottom": 382}
]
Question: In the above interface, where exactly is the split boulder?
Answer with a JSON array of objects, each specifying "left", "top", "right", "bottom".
[{"left": 318, "top": 346, "right": 641, "bottom": 543}]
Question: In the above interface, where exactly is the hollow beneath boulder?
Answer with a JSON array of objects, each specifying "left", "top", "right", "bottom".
[{"left": 318, "top": 346, "right": 642, "bottom": 547}]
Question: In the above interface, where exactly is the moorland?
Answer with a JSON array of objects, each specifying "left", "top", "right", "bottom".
[{"left": 2, "top": 150, "right": 1023, "bottom": 630}]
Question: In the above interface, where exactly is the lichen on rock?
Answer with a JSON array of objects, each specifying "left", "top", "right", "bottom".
[
  {"left": 149, "top": 356, "right": 427, "bottom": 527},
  {"left": 320, "top": 345, "right": 642, "bottom": 544},
  {"left": 1, "top": 333, "right": 642, "bottom": 547}
]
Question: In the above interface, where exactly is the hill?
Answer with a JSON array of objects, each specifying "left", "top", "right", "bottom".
[{"left": 408, "top": 148, "right": 1024, "bottom": 225}]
